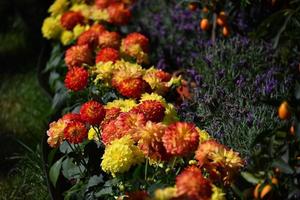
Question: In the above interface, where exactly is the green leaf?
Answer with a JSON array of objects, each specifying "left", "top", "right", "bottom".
[
  {"left": 49, "top": 156, "right": 65, "bottom": 187},
  {"left": 271, "top": 158, "right": 294, "bottom": 174},
  {"left": 241, "top": 172, "right": 261, "bottom": 184},
  {"left": 61, "top": 157, "right": 82, "bottom": 180},
  {"left": 59, "top": 141, "right": 74, "bottom": 154},
  {"left": 94, "top": 187, "right": 113, "bottom": 197},
  {"left": 87, "top": 175, "right": 104, "bottom": 188}
]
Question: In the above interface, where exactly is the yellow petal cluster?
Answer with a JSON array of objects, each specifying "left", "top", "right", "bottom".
[
  {"left": 41, "top": 17, "right": 62, "bottom": 39},
  {"left": 105, "top": 99, "right": 137, "bottom": 112},
  {"left": 101, "top": 136, "right": 144, "bottom": 177}
]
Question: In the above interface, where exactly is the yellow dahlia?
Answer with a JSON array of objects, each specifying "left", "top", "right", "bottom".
[
  {"left": 89, "top": 6, "right": 110, "bottom": 21},
  {"left": 196, "top": 128, "right": 211, "bottom": 143},
  {"left": 211, "top": 185, "right": 226, "bottom": 200},
  {"left": 154, "top": 187, "right": 177, "bottom": 200},
  {"left": 48, "top": 0, "right": 69, "bottom": 16},
  {"left": 60, "top": 30, "right": 74, "bottom": 45},
  {"left": 162, "top": 103, "right": 179, "bottom": 125},
  {"left": 135, "top": 121, "right": 168, "bottom": 161},
  {"left": 111, "top": 60, "right": 145, "bottom": 87},
  {"left": 70, "top": 4, "right": 90, "bottom": 18},
  {"left": 101, "top": 135, "right": 144, "bottom": 176},
  {"left": 47, "top": 119, "right": 67, "bottom": 148},
  {"left": 105, "top": 99, "right": 137, "bottom": 112},
  {"left": 140, "top": 93, "right": 167, "bottom": 107},
  {"left": 94, "top": 61, "right": 115, "bottom": 84},
  {"left": 143, "top": 67, "right": 168, "bottom": 94},
  {"left": 88, "top": 127, "right": 99, "bottom": 141},
  {"left": 42, "top": 17, "right": 62, "bottom": 39},
  {"left": 73, "top": 24, "right": 88, "bottom": 38}
]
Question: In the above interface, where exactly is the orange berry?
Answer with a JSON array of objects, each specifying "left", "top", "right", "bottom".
[
  {"left": 271, "top": 177, "right": 278, "bottom": 185},
  {"left": 290, "top": 125, "right": 295, "bottom": 136},
  {"left": 222, "top": 26, "right": 230, "bottom": 37},
  {"left": 260, "top": 184, "right": 272, "bottom": 199},
  {"left": 278, "top": 101, "right": 291, "bottom": 120},
  {"left": 188, "top": 3, "right": 197, "bottom": 11},
  {"left": 253, "top": 183, "right": 261, "bottom": 199},
  {"left": 202, "top": 6, "right": 209, "bottom": 13},
  {"left": 200, "top": 19, "right": 210, "bottom": 31},
  {"left": 217, "top": 11, "right": 227, "bottom": 26}
]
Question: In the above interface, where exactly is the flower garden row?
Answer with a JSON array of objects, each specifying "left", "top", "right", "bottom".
[{"left": 42, "top": 0, "right": 300, "bottom": 199}]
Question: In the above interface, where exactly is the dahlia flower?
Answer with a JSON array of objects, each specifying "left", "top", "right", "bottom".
[
  {"left": 42, "top": 17, "right": 62, "bottom": 39},
  {"left": 101, "top": 112, "right": 146, "bottom": 145},
  {"left": 135, "top": 121, "right": 168, "bottom": 161},
  {"left": 140, "top": 93, "right": 167, "bottom": 107},
  {"left": 60, "top": 11, "right": 85, "bottom": 30},
  {"left": 154, "top": 187, "right": 177, "bottom": 200},
  {"left": 65, "top": 44, "right": 93, "bottom": 69},
  {"left": 70, "top": 4, "right": 90, "bottom": 19},
  {"left": 89, "top": 6, "right": 110, "bottom": 21},
  {"left": 80, "top": 100, "right": 106, "bottom": 125},
  {"left": 60, "top": 30, "right": 74, "bottom": 45},
  {"left": 61, "top": 113, "right": 82, "bottom": 122},
  {"left": 99, "top": 31, "right": 121, "bottom": 49},
  {"left": 143, "top": 67, "right": 171, "bottom": 95},
  {"left": 130, "top": 100, "right": 165, "bottom": 122},
  {"left": 107, "top": 2, "right": 131, "bottom": 25},
  {"left": 77, "top": 29, "right": 100, "bottom": 48},
  {"left": 211, "top": 185, "right": 226, "bottom": 200},
  {"left": 94, "top": 61, "right": 115, "bottom": 84},
  {"left": 116, "top": 78, "right": 151, "bottom": 99},
  {"left": 105, "top": 99, "right": 137, "bottom": 112},
  {"left": 47, "top": 119, "right": 67, "bottom": 148},
  {"left": 162, "top": 122, "right": 199, "bottom": 156},
  {"left": 48, "top": 0, "right": 69, "bottom": 16},
  {"left": 64, "top": 67, "right": 89, "bottom": 91},
  {"left": 64, "top": 121, "right": 87, "bottom": 144},
  {"left": 88, "top": 127, "right": 99, "bottom": 141},
  {"left": 101, "top": 135, "right": 144, "bottom": 176},
  {"left": 96, "top": 47, "right": 120, "bottom": 64},
  {"left": 73, "top": 24, "right": 87, "bottom": 38},
  {"left": 176, "top": 166, "right": 212, "bottom": 200},
  {"left": 196, "top": 128, "right": 211, "bottom": 143}
]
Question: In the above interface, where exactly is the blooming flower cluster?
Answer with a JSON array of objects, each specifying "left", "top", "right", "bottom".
[
  {"left": 42, "top": 0, "right": 134, "bottom": 45},
  {"left": 45, "top": 1, "right": 244, "bottom": 199}
]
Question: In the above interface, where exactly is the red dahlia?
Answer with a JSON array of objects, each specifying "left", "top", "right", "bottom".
[
  {"left": 77, "top": 29, "right": 99, "bottom": 48},
  {"left": 61, "top": 11, "right": 84, "bottom": 30},
  {"left": 108, "top": 2, "right": 131, "bottom": 25},
  {"left": 62, "top": 113, "right": 82, "bottom": 122},
  {"left": 122, "top": 32, "right": 149, "bottom": 53},
  {"left": 64, "top": 121, "right": 88, "bottom": 144},
  {"left": 116, "top": 78, "right": 151, "bottom": 99},
  {"left": 80, "top": 100, "right": 106, "bottom": 125},
  {"left": 64, "top": 67, "right": 89, "bottom": 91},
  {"left": 176, "top": 166, "right": 212, "bottom": 200},
  {"left": 65, "top": 44, "right": 93, "bottom": 69},
  {"left": 130, "top": 100, "right": 165, "bottom": 122},
  {"left": 96, "top": 47, "right": 120, "bottom": 63},
  {"left": 162, "top": 122, "right": 199, "bottom": 156}
]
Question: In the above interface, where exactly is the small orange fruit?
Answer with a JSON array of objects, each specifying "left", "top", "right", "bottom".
[
  {"left": 202, "top": 6, "right": 209, "bottom": 13},
  {"left": 188, "top": 3, "right": 197, "bottom": 11},
  {"left": 290, "top": 125, "right": 295, "bottom": 136},
  {"left": 254, "top": 183, "right": 261, "bottom": 199},
  {"left": 260, "top": 184, "right": 272, "bottom": 199},
  {"left": 278, "top": 101, "right": 291, "bottom": 120},
  {"left": 200, "top": 19, "right": 210, "bottom": 31},
  {"left": 222, "top": 26, "right": 230, "bottom": 37},
  {"left": 271, "top": 177, "right": 278, "bottom": 185},
  {"left": 217, "top": 11, "right": 227, "bottom": 26}
]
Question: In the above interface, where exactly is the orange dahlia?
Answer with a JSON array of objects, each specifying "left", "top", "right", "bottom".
[
  {"left": 47, "top": 119, "right": 67, "bottom": 148},
  {"left": 77, "top": 29, "right": 99, "bottom": 48},
  {"left": 101, "top": 107, "right": 122, "bottom": 127},
  {"left": 162, "top": 122, "right": 199, "bottom": 156},
  {"left": 176, "top": 166, "right": 212, "bottom": 200},
  {"left": 64, "top": 67, "right": 89, "bottom": 91},
  {"left": 64, "top": 121, "right": 87, "bottom": 144},
  {"left": 116, "top": 78, "right": 151, "bottom": 99},
  {"left": 61, "top": 11, "right": 84, "bottom": 30},
  {"left": 107, "top": 2, "right": 131, "bottom": 25},
  {"left": 96, "top": 47, "right": 120, "bottom": 63},
  {"left": 65, "top": 44, "right": 93, "bottom": 69},
  {"left": 155, "top": 70, "right": 172, "bottom": 82},
  {"left": 80, "top": 100, "right": 106, "bottom": 125},
  {"left": 99, "top": 31, "right": 121, "bottom": 49},
  {"left": 89, "top": 24, "right": 106, "bottom": 34},
  {"left": 136, "top": 121, "right": 169, "bottom": 161},
  {"left": 130, "top": 100, "right": 165, "bottom": 122},
  {"left": 122, "top": 32, "right": 149, "bottom": 53},
  {"left": 101, "top": 112, "right": 146, "bottom": 145},
  {"left": 61, "top": 113, "right": 82, "bottom": 122}
]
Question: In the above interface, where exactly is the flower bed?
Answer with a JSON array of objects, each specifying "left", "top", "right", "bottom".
[{"left": 41, "top": 0, "right": 300, "bottom": 199}]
